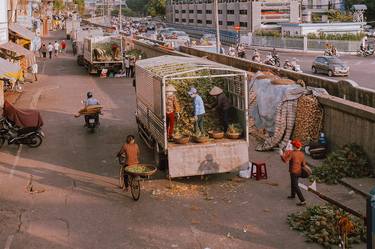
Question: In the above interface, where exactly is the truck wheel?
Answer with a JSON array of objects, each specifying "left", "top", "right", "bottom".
[{"left": 153, "top": 143, "right": 167, "bottom": 170}]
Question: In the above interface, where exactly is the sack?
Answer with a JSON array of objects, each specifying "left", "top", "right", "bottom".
[{"left": 301, "top": 164, "right": 312, "bottom": 178}]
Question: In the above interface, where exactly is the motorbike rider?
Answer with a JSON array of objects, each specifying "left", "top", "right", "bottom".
[
  {"left": 83, "top": 92, "right": 100, "bottom": 126},
  {"left": 265, "top": 52, "right": 273, "bottom": 64},
  {"left": 252, "top": 49, "right": 260, "bottom": 62},
  {"left": 237, "top": 44, "right": 245, "bottom": 58},
  {"left": 228, "top": 46, "right": 236, "bottom": 57},
  {"left": 283, "top": 59, "right": 293, "bottom": 69}
]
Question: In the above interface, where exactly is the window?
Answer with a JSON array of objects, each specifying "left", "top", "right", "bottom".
[
  {"left": 206, "top": 20, "right": 212, "bottom": 24},
  {"left": 189, "top": 19, "right": 194, "bottom": 23},
  {"left": 181, "top": 10, "right": 186, "bottom": 13},
  {"left": 175, "top": 18, "right": 179, "bottom": 22},
  {"left": 227, "top": 10, "right": 234, "bottom": 14},
  {"left": 240, "top": 22, "right": 247, "bottom": 27},
  {"left": 197, "top": 20, "right": 202, "bottom": 24},
  {"left": 197, "top": 10, "right": 202, "bottom": 14},
  {"left": 239, "top": 9, "right": 247, "bottom": 15},
  {"left": 182, "top": 18, "right": 186, "bottom": 22},
  {"left": 219, "top": 20, "right": 223, "bottom": 25},
  {"left": 206, "top": 10, "right": 212, "bottom": 14},
  {"left": 227, "top": 21, "right": 234, "bottom": 26},
  {"left": 175, "top": 10, "right": 179, "bottom": 13},
  {"left": 218, "top": 10, "right": 222, "bottom": 14},
  {"left": 189, "top": 9, "right": 194, "bottom": 13}
]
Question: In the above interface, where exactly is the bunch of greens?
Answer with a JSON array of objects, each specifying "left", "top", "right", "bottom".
[
  {"left": 287, "top": 205, "right": 366, "bottom": 248},
  {"left": 310, "top": 144, "right": 370, "bottom": 184}
]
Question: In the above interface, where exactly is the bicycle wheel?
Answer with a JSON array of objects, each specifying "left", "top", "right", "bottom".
[
  {"left": 119, "top": 165, "right": 125, "bottom": 189},
  {"left": 130, "top": 176, "right": 141, "bottom": 201}
]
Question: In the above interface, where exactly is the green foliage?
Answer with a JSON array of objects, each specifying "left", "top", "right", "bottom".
[
  {"left": 74, "top": 0, "right": 85, "bottom": 15},
  {"left": 254, "top": 30, "right": 281, "bottom": 37},
  {"left": 126, "top": 49, "right": 146, "bottom": 59},
  {"left": 126, "top": 0, "right": 149, "bottom": 15},
  {"left": 310, "top": 144, "right": 370, "bottom": 184},
  {"left": 288, "top": 204, "right": 366, "bottom": 248},
  {"left": 328, "top": 9, "right": 353, "bottom": 22},
  {"left": 307, "top": 32, "right": 365, "bottom": 41},
  {"left": 146, "top": 0, "right": 166, "bottom": 17},
  {"left": 345, "top": 0, "right": 375, "bottom": 22},
  {"left": 111, "top": 8, "right": 136, "bottom": 17},
  {"left": 53, "top": 0, "right": 65, "bottom": 11}
]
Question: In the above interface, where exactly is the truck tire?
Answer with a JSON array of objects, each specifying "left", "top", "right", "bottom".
[{"left": 153, "top": 143, "right": 167, "bottom": 170}]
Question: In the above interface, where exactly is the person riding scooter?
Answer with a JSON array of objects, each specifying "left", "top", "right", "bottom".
[
  {"left": 283, "top": 59, "right": 293, "bottom": 69},
  {"left": 252, "top": 49, "right": 261, "bottom": 62},
  {"left": 83, "top": 92, "right": 100, "bottom": 127}
]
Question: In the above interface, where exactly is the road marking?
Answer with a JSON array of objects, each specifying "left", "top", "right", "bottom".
[
  {"left": 4, "top": 235, "right": 14, "bottom": 249},
  {"left": 9, "top": 145, "right": 22, "bottom": 178}
]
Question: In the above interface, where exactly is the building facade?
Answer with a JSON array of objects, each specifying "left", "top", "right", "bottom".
[
  {"left": 0, "top": 0, "right": 8, "bottom": 44},
  {"left": 167, "top": 0, "right": 302, "bottom": 33}
]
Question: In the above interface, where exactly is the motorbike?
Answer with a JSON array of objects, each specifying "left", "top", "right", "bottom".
[
  {"left": 81, "top": 100, "right": 101, "bottom": 133},
  {"left": 0, "top": 78, "right": 23, "bottom": 93},
  {"left": 238, "top": 51, "right": 246, "bottom": 58},
  {"left": 265, "top": 55, "right": 281, "bottom": 67},
  {"left": 0, "top": 118, "right": 44, "bottom": 148},
  {"left": 283, "top": 62, "right": 303, "bottom": 72},
  {"left": 252, "top": 54, "right": 261, "bottom": 63},
  {"left": 357, "top": 48, "right": 374, "bottom": 57}
]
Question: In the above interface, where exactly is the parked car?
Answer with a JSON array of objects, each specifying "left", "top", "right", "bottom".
[
  {"left": 159, "top": 28, "right": 176, "bottom": 36},
  {"left": 312, "top": 56, "right": 349, "bottom": 77}
]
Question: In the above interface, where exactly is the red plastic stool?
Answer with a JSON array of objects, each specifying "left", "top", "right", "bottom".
[{"left": 250, "top": 161, "right": 268, "bottom": 180}]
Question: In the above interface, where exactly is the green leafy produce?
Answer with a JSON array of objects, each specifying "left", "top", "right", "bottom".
[
  {"left": 287, "top": 205, "right": 366, "bottom": 249},
  {"left": 310, "top": 144, "right": 370, "bottom": 184},
  {"left": 127, "top": 165, "right": 150, "bottom": 174},
  {"left": 126, "top": 49, "right": 146, "bottom": 59}
]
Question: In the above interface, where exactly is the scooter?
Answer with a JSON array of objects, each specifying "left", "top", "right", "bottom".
[
  {"left": 85, "top": 113, "right": 100, "bottom": 133},
  {"left": 252, "top": 54, "right": 261, "bottom": 63},
  {"left": 283, "top": 62, "right": 303, "bottom": 72},
  {"left": 357, "top": 48, "right": 374, "bottom": 57},
  {"left": 0, "top": 118, "right": 44, "bottom": 148},
  {"left": 265, "top": 55, "right": 281, "bottom": 67}
]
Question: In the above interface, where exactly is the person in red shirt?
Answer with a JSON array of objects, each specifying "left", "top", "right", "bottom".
[
  {"left": 280, "top": 139, "right": 306, "bottom": 206},
  {"left": 60, "top": 40, "right": 66, "bottom": 54},
  {"left": 117, "top": 135, "right": 140, "bottom": 190}
]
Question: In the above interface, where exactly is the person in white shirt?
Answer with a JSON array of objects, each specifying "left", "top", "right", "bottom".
[
  {"left": 48, "top": 42, "right": 53, "bottom": 59},
  {"left": 32, "top": 62, "right": 38, "bottom": 81},
  {"left": 54, "top": 41, "right": 59, "bottom": 56}
]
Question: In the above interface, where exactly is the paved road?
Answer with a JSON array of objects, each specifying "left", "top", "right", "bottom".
[
  {"left": 0, "top": 31, "right": 367, "bottom": 249},
  {"left": 244, "top": 49, "right": 375, "bottom": 90}
]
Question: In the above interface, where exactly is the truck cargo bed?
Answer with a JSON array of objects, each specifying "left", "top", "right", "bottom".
[{"left": 168, "top": 139, "right": 248, "bottom": 178}]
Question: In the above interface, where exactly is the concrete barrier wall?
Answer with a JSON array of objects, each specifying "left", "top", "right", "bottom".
[
  {"left": 133, "top": 40, "right": 375, "bottom": 168},
  {"left": 180, "top": 46, "right": 375, "bottom": 108},
  {"left": 133, "top": 40, "right": 190, "bottom": 59},
  {"left": 318, "top": 95, "right": 375, "bottom": 168}
]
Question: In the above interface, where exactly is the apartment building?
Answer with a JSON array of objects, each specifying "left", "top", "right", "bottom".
[{"left": 166, "top": 0, "right": 302, "bottom": 32}]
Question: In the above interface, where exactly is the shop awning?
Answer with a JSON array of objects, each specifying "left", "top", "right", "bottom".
[
  {"left": 0, "top": 41, "right": 36, "bottom": 66},
  {"left": 0, "top": 58, "right": 22, "bottom": 80},
  {"left": 8, "top": 23, "right": 36, "bottom": 41}
]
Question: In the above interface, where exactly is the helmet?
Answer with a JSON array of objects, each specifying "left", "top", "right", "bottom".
[{"left": 87, "top": 92, "right": 93, "bottom": 98}]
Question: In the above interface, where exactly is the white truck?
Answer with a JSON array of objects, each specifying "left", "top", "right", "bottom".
[
  {"left": 82, "top": 35, "right": 123, "bottom": 75},
  {"left": 135, "top": 55, "right": 249, "bottom": 178}
]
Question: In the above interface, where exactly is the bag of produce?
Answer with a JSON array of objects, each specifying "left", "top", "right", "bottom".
[{"left": 301, "top": 164, "right": 312, "bottom": 178}]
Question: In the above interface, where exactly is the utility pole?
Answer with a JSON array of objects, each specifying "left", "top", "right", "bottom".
[
  {"left": 214, "top": 0, "right": 221, "bottom": 53},
  {"left": 119, "top": 0, "right": 122, "bottom": 31}
]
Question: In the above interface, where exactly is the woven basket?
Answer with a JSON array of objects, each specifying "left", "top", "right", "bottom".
[
  {"left": 226, "top": 132, "right": 241, "bottom": 139},
  {"left": 174, "top": 136, "right": 190, "bottom": 144},
  {"left": 192, "top": 135, "right": 209, "bottom": 143}
]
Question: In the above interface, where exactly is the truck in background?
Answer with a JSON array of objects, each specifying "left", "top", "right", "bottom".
[{"left": 82, "top": 36, "right": 123, "bottom": 75}]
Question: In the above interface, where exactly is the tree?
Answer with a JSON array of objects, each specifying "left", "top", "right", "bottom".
[
  {"left": 53, "top": 0, "right": 65, "bottom": 12},
  {"left": 327, "top": 9, "right": 353, "bottom": 22},
  {"left": 146, "top": 0, "right": 166, "bottom": 17},
  {"left": 344, "top": 0, "right": 375, "bottom": 22},
  {"left": 74, "top": 0, "right": 85, "bottom": 15},
  {"left": 112, "top": 7, "right": 135, "bottom": 17},
  {"left": 126, "top": 0, "right": 149, "bottom": 15}
]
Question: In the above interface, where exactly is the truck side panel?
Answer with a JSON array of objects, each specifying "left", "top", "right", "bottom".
[{"left": 168, "top": 140, "right": 249, "bottom": 178}]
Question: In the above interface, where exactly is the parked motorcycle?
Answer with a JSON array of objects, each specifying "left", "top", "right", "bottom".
[
  {"left": 0, "top": 118, "right": 44, "bottom": 148},
  {"left": 0, "top": 78, "right": 23, "bottom": 93}
]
